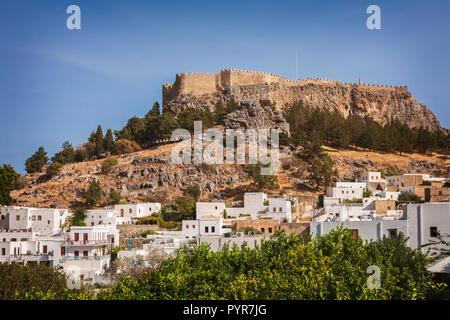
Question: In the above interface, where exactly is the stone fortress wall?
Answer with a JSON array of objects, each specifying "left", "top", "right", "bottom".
[{"left": 162, "top": 69, "right": 408, "bottom": 107}]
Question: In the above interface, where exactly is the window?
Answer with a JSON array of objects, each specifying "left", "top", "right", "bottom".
[
  {"left": 74, "top": 233, "right": 79, "bottom": 241},
  {"left": 273, "top": 207, "right": 276, "bottom": 212},
  {"left": 16, "top": 215, "right": 20, "bottom": 221},
  {"left": 74, "top": 251, "right": 79, "bottom": 257},
  {"left": 352, "top": 229, "right": 358, "bottom": 240},
  {"left": 186, "top": 225, "right": 189, "bottom": 229},
  {"left": 1, "top": 248, "right": 5, "bottom": 255},
  {"left": 61, "top": 247, "right": 65, "bottom": 256},
  {"left": 261, "top": 228, "right": 265, "bottom": 233},
  {"left": 268, "top": 227, "right": 273, "bottom": 233},
  {"left": 43, "top": 245, "right": 47, "bottom": 254},
  {"left": 32, "top": 216, "right": 36, "bottom": 221},
  {"left": 48, "top": 220, "right": 50, "bottom": 225},
  {"left": 279, "top": 207, "right": 282, "bottom": 212},
  {"left": 83, "top": 251, "right": 88, "bottom": 257},
  {"left": 120, "top": 209, "right": 124, "bottom": 217},
  {"left": 430, "top": 227, "right": 438, "bottom": 238},
  {"left": 388, "top": 229, "right": 397, "bottom": 238},
  {"left": 129, "top": 208, "right": 132, "bottom": 213},
  {"left": 38, "top": 216, "right": 42, "bottom": 221},
  {"left": 211, "top": 226, "right": 215, "bottom": 233},
  {"left": 1, "top": 215, "right": 3, "bottom": 220},
  {"left": 204, "top": 226, "right": 209, "bottom": 233},
  {"left": 192, "top": 225, "right": 195, "bottom": 229},
  {"left": 215, "top": 206, "right": 218, "bottom": 210}
]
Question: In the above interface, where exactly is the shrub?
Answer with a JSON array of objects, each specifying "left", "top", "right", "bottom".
[
  {"left": 114, "top": 139, "right": 142, "bottom": 155},
  {"left": 101, "top": 157, "right": 118, "bottom": 173},
  {"left": 108, "top": 191, "right": 122, "bottom": 205},
  {"left": 46, "top": 162, "right": 63, "bottom": 178}
]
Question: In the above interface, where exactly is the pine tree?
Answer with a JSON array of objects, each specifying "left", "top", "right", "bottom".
[
  {"left": 148, "top": 102, "right": 161, "bottom": 117},
  {"left": 25, "top": 146, "right": 49, "bottom": 173},
  {"left": 95, "top": 125, "right": 104, "bottom": 156},
  {"left": 103, "top": 129, "right": 114, "bottom": 153}
]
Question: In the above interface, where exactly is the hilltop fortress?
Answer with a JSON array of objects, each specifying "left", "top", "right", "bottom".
[{"left": 162, "top": 69, "right": 443, "bottom": 132}]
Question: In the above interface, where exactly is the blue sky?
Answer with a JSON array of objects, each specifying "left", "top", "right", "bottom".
[{"left": 1, "top": 0, "right": 449, "bottom": 173}]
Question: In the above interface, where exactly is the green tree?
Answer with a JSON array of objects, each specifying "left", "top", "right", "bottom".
[
  {"left": 148, "top": 102, "right": 161, "bottom": 117},
  {"left": 95, "top": 125, "right": 104, "bottom": 156},
  {"left": 308, "top": 153, "right": 337, "bottom": 189},
  {"left": 0, "top": 263, "right": 68, "bottom": 300},
  {"left": 25, "top": 146, "right": 49, "bottom": 173},
  {"left": 185, "top": 184, "right": 201, "bottom": 201},
  {"left": 82, "top": 180, "right": 102, "bottom": 208},
  {"left": 363, "top": 189, "right": 372, "bottom": 197},
  {"left": 103, "top": 129, "right": 115, "bottom": 153},
  {"left": 46, "top": 162, "right": 63, "bottom": 178},
  {"left": 0, "top": 164, "right": 19, "bottom": 205},
  {"left": 97, "top": 229, "right": 446, "bottom": 300},
  {"left": 108, "top": 191, "right": 122, "bottom": 205},
  {"left": 52, "top": 141, "right": 75, "bottom": 164},
  {"left": 247, "top": 162, "right": 279, "bottom": 190},
  {"left": 71, "top": 208, "right": 87, "bottom": 226}
]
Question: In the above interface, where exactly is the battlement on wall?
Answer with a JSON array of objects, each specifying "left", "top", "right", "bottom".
[{"left": 162, "top": 69, "right": 408, "bottom": 106}]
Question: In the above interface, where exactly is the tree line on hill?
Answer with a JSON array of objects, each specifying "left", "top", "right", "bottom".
[{"left": 282, "top": 100, "right": 449, "bottom": 155}]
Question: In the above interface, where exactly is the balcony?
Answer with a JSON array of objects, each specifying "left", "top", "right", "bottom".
[
  {"left": 60, "top": 254, "right": 111, "bottom": 262},
  {"left": 68, "top": 240, "right": 110, "bottom": 246}
]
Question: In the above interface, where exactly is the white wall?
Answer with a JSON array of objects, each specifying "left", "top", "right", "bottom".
[
  {"left": 326, "top": 187, "right": 364, "bottom": 200},
  {"left": 196, "top": 202, "right": 225, "bottom": 219}
]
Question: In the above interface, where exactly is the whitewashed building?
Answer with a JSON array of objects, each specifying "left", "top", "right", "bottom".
[
  {"left": 357, "top": 171, "right": 382, "bottom": 184},
  {"left": 311, "top": 203, "right": 450, "bottom": 255},
  {"left": 114, "top": 203, "right": 161, "bottom": 221},
  {"left": 0, "top": 206, "right": 69, "bottom": 236}
]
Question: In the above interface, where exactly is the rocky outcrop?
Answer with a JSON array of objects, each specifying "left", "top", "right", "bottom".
[
  {"left": 223, "top": 99, "right": 290, "bottom": 135},
  {"left": 164, "top": 81, "right": 444, "bottom": 133}
]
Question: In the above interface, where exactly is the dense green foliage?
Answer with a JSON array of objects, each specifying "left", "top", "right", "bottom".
[
  {"left": 97, "top": 229, "right": 446, "bottom": 300},
  {"left": 379, "top": 166, "right": 404, "bottom": 178},
  {"left": 0, "top": 164, "right": 19, "bottom": 205},
  {"left": 82, "top": 180, "right": 102, "bottom": 208},
  {"left": 307, "top": 152, "right": 337, "bottom": 189},
  {"left": 101, "top": 156, "right": 118, "bottom": 173},
  {"left": 247, "top": 162, "right": 279, "bottom": 190},
  {"left": 108, "top": 191, "right": 123, "bottom": 205},
  {"left": 398, "top": 192, "right": 422, "bottom": 203},
  {"left": 283, "top": 100, "right": 449, "bottom": 154},
  {"left": 71, "top": 208, "right": 87, "bottom": 226},
  {"left": 46, "top": 161, "right": 63, "bottom": 178},
  {"left": 52, "top": 141, "right": 75, "bottom": 165},
  {"left": 185, "top": 184, "right": 201, "bottom": 201},
  {"left": 0, "top": 263, "right": 89, "bottom": 300},
  {"left": 25, "top": 146, "right": 49, "bottom": 173}
]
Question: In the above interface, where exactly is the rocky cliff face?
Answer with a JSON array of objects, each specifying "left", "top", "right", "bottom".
[
  {"left": 223, "top": 99, "right": 290, "bottom": 135},
  {"left": 164, "top": 82, "right": 444, "bottom": 132}
]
